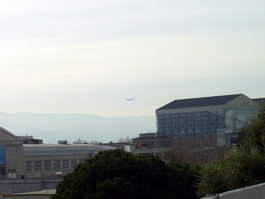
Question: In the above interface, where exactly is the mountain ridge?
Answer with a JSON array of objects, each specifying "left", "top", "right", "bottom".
[{"left": 0, "top": 113, "right": 156, "bottom": 144}]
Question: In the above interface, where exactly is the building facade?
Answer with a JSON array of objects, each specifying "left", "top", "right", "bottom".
[
  {"left": 130, "top": 133, "right": 173, "bottom": 157},
  {"left": 156, "top": 94, "right": 258, "bottom": 140},
  {"left": 0, "top": 127, "right": 116, "bottom": 181}
]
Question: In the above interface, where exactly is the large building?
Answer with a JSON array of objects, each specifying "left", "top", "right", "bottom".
[
  {"left": 0, "top": 127, "right": 117, "bottom": 193},
  {"left": 156, "top": 94, "right": 258, "bottom": 140}
]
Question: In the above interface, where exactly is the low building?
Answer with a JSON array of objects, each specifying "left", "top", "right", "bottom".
[
  {"left": 0, "top": 126, "right": 117, "bottom": 193},
  {"left": 23, "top": 143, "right": 116, "bottom": 179},
  {"left": 130, "top": 133, "right": 173, "bottom": 157}
]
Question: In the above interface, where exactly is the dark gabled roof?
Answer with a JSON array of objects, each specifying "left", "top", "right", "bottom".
[
  {"left": 157, "top": 94, "right": 243, "bottom": 110},
  {"left": 252, "top": 98, "right": 265, "bottom": 104}
]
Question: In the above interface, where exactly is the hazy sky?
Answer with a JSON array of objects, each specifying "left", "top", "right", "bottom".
[{"left": 1, "top": 1, "right": 265, "bottom": 117}]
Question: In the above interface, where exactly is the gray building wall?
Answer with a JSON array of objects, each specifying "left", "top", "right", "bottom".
[
  {"left": 0, "top": 178, "right": 60, "bottom": 194},
  {"left": 224, "top": 94, "right": 257, "bottom": 110},
  {"left": 23, "top": 153, "right": 89, "bottom": 179},
  {"left": 130, "top": 133, "right": 173, "bottom": 157},
  {"left": 5, "top": 142, "right": 25, "bottom": 179}
]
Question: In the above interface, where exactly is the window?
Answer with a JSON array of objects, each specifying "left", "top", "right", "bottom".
[
  {"left": 54, "top": 160, "right": 60, "bottom": 170},
  {"left": 26, "top": 161, "right": 32, "bottom": 172},
  {"left": 71, "top": 159, "right": 77, "bottom": 168},
  {"left": 79, "top": 159, "right": 85, "bottom": 164},
  {"left": 0, "top": 166, "right": 5, "bottom": 175},
  {"left": 35, "top": 161, "right": 41, "bottom": 171},
  {"left": 63, "top": 160, "right": 69, "bottom": 169},
  {"left": 44, "top": 160, "right": 51, "bottom": 170}
]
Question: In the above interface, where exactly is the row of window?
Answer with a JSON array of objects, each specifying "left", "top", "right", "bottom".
[
  {"left": 26, "top": 159, "right": 85, "bottom": 172},
  {"left": 157, "top": 111, "right": 225, "bottom": 136}
]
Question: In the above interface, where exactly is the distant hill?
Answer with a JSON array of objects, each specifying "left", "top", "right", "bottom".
[{"left": 0, "top": 113, "right": 156, "bottom": 144}]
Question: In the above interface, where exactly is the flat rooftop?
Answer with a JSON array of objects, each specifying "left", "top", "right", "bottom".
[{"left": 23, "top": 144, "right": 117, "bottom": 155}]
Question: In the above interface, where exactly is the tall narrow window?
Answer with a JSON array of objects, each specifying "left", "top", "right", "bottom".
[
  {"left": 63, "top": 160, "right": 69, "bottom": 169},
  {"left": 71, "top": 159, "right": 77, "bottom": 168},
  {"left": 54, "top": 160, "right": 60, "bottom": 170},
  {"left": 26, "top": 161, "right": 32, "bottom": 172},
  {"left": 35, "top": 161, "right": 41, "bottom": 171},
  {"left": 44, "top": 160, "right": 51, "bottom": 171}
]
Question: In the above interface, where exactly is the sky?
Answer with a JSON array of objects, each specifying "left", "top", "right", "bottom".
[{"left": 1, "top": 1, "right": 265, "bottom": 117}]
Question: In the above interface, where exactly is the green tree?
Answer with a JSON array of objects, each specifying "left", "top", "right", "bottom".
[
  {"left": 197, "top": 146, "right": 265, "bottom": 197},
  {"left": 197, "top": 103, "right": 265, "bottom": 197},
  {"left": 163, "top": 134, "right": 226, "bottom": 166},
  {"left": 237, "top": 103, "right": 265, "bottom": 154},
  {"left": 53, "top": 149, "right": 199, "bottom": 199}
]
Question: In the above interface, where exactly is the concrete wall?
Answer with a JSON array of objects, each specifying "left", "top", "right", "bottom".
[
  {"left": 202, "top": 182, "right": 265, "bottom": 199},
  {"left": 24, "top": 153, "right": 90, "bottom": 178},
  {"left": 0, "top": 178, "right": 61, "bottom": 194},
  {"left": 5, "top": 143, "right": 25, "bottom": 179},
  {"left": 224, "top": 94, "right": 257, "bottom": 110}
]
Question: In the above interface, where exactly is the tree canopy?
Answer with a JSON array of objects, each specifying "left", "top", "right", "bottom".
[
  {"left": 197, "top": 103, "right": 265, "bottom": 197},
  {"left": 53, "top": 149, "right": 199, "bottom": 199},
  {"left": 163, "top": 134, "right": 225, "bottom": 166},
  {"left": 236, "top": 103, "right": 265, "bottom": 154}
]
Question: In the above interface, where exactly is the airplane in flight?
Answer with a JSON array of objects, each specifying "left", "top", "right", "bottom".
[{"left": 125, "top": 97, "right": 135, "bottom": 101}]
